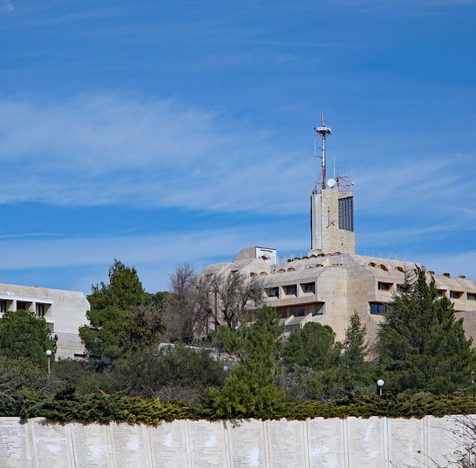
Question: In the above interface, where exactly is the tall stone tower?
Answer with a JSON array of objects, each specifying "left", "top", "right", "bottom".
[{"left": 309, "top": 115, "right": 356, "bottom": 255}]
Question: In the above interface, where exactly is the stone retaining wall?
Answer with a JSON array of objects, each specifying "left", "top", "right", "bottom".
[{"left": 0, "top": 415, "right": 470, "bottom": 467}]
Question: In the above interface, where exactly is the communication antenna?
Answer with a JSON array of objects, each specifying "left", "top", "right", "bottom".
[{"left": 314, "top": 113, "right": 332, "bottom": 191}]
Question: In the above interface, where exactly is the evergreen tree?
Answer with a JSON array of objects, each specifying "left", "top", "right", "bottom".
[
  {"left": 210, "top": 306, "right": 284, "bottom": 417},
  {"left": 0, "top": 310, "right": 56, "bottom": 367},
  {"left": 379, "top": 267, "right": 474, "bottom": 394},
  {"left": 79, "top": 260, "right": 164, "bottom": 361},
  {"left": 341, "top": 312, "right": 368, "bottom": 373},
  {"left": 282, "top": 322, "right": 342, "bottom": 371}
]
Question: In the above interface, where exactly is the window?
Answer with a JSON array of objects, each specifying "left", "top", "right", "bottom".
[
  {"left": 278, "top": 309, "right": 288, "bottom": 319},
  {"left": 468, "top": 293, "right": 476, "bottom": 301},
  {"left": 36, "top": 303, "right": 46, "bottom": 317},
  {"left": 450, "top": 291, "right": 462, "bottom": 300},
  {"left": 283, "top": 285, "right": 297, "bottom": 297},
  {"left": 265, "top": 287, "right": 279, "bottom": 298},
  {"left": 437, "top": 289, "right": 446, "bottom": 297},
  {"left": 17, "top": 301, "right": 27, "bottom": 310},
  {"left": 370, "top": 302, "right": 390, "bottom": 315},
  {"left": 378, "top": 282, "right": 393, "bottom": 291},
  {"left": 289, "top": 306, "right": 305, "bottom": 317},
  {"left": 0, "top": 300, "right": 6, "bottom": 313},
  {"left": 338, "top": 196, "right": 354, "bottom": 232},
  {"left": 396, "top": 284, "right": 405, "bottom": 293},
  {"left": 308, "top": 303, "right": 324, "bottom": 316},
  {"left": 301, "top": 282, "right": 315, "bottom": 294}
]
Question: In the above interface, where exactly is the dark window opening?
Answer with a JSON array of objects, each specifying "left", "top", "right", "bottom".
[
  {"left": 437, "top": 289, "right": 446, "bottom": 297},
  {"left": 396, "top": 284, "right": 405, "bottom": 293},
  {"left": 17, "top": 301, "right": 27, "bottom": 310},
  {"left": 309, "top": 303, "right": 324, "bottom": 316},
  {"left": 378, "top": 282, "right": 393, "bottom": 291},
  {"left": 468, "top": 293, "right": 476, "bottom": 301},
  {"left": 289, "top": 306, "right": 305, "bottom": 317},
  {"left": 265, "top": 287, "right": 279, "bottom": 298},
  {"left": 283, "top": 285, "right": 297, "bottom": 296},
  {"left": 450, "top": 291, "right": 463, "bottom": 300},
  {"left": 301, "top": 282, "right": 316, "bottom": 294},
  {"left": 36, "top": 303, "right": 46, "bottom": 317},
  {"left": 275, "top": 302, "right": 324, "bottom": 320},
  {"left": 370, "top": 302, "right": 390, "bottom": 315},
  {"left": 338, "top": 196, "right": 354, "bottom": 232},
  {"left": 278, "top": 309, "right": 288, "bottom": 319}
]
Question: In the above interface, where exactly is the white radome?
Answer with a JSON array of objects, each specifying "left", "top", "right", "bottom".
[{"left": 327, "top": 178, "right": 336, "bottom": 188}]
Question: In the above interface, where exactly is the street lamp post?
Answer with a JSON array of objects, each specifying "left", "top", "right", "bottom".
[
  {"left": 46, "top": 349, "right": 52, "bottom": 375},
  {"left": 377, "top": 379, "right": 384, "bottom": 396}
]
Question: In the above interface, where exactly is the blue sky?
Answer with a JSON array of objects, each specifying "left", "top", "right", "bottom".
[{"left": 0, "top": 0, "right": 475, "bottom": 293}]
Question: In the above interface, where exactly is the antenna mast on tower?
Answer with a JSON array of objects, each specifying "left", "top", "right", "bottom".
[{"left": 314, "top": 113, "right": 332, "bottom": 190}]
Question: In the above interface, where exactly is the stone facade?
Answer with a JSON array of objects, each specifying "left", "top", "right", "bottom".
[
  {"left": 0, "top": 283, "right": 89, "bottom": 359},
  {"left": 202, "top": 122, "right": 476, "bottom": 346},
  {"left": 204, "top": 250, "right": 476, "bottom": 347},
  {"left": 310, "top": 187, "right": 355, "bottom": 255}
]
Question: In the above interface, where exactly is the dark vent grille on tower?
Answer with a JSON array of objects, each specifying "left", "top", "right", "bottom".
[{"left": 338, "top": 196, "right": 354, "bottom": 232}]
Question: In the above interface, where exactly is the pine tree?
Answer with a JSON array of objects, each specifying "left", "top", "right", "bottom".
[
  {"left": 210, "top": 306, "right": 285, "bottom": 417},
  {"left": 379, "top": 267, "right": 475, "bottom": 394},
  {"left": 79, "top": 260, "right": 164, "bottom": 361},
  {"left": 341, "top": 312, "right": 368, "bottom": 373}
]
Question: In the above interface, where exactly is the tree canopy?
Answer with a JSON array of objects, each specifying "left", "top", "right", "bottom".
[
  {"left": 0, "top": 310, "right": 56, "bottom": 367},
  {"left": 379, "top": 267, "right": 475, "bottom": 394},
  {"left": 282, "top": 322, "right": 342, "bottom": 371},
  {"left": 210, "top": 306, "right": 284, "bottom": 417},
  {"left": 79, "top": 260, "right": 165, "bottom": 361},
  {"left": 341, "top": 312, "right": 368, "bottom": 375},
  {"left": 166, "top": 264, "right": 264, "bottom": 343}
]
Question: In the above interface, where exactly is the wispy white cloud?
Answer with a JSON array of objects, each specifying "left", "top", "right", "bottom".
[
  {"left": 354, "top": 154, "right": 476, "bottom": 219},
  {"left": 0, "top": 226, "right": 308, "bottom": 291},
  {"left": 0, "top": 92, "right": 474, "bottom": 234},
  {"left": 0, "top": 93, "right": 314, "bottom": 213},
  {"left": 2, "top": 0, "right": 14, "bottom": 12}
]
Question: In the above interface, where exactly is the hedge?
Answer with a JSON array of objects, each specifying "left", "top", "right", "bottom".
[{"left": 2, "top": 391, "right": 476, "bottom": 425}]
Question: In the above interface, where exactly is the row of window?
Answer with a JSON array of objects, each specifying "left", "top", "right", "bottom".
[
  {"left": 265, "top": 282, "right": 316, "bottom": 299},
  {"left": 0, "top": 299, "right": 50, "bottom": 317},
  {"left": 377, "top": 283, "right": 476, "bottom": 301},
  {"left": 277, "top": 303, "right": 324, "bottom": 319}
]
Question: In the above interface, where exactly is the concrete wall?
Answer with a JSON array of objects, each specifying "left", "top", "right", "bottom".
[
  {"left": 0, "top": 415, "right": 471, "bottom": 467},
  {"left": 310, "top": 189, "right": 356, "bottom": 256},
  {"left": 0, "top": 283, "right": 89, "bottom": 359}
]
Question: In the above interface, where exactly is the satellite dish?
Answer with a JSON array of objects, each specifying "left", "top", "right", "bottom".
[{"left": 327, "top": 178, "right": 336, "bottom": 188}]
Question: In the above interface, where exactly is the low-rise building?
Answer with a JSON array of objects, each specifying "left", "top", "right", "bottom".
[
  {"left": 205, "top": 249, "right": 476, "bottom": 348},
  {"left": 0, "top": 283, "right": 89, "bottom": 359},
  {"left": 203, "top": 119, "right": 476, "bottom": 347}
]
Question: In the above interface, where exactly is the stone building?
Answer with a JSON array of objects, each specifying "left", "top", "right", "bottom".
[
  {"left": 203, "top": 119, "right": 476, "bottom": 347},
  {"left": 0, "top": 283, "right": 89, "bottom": 359}
]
